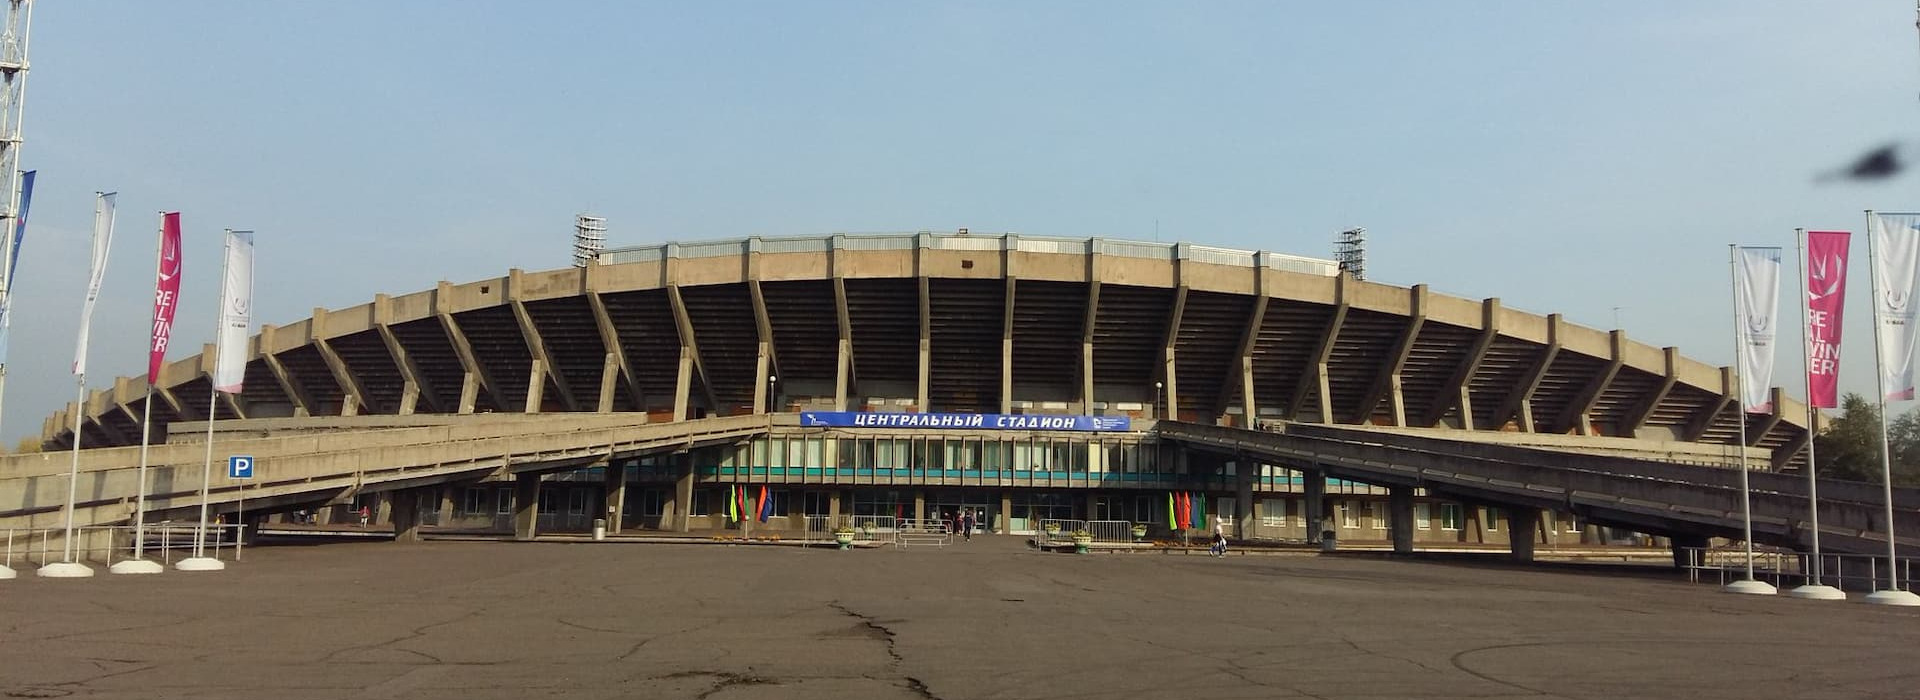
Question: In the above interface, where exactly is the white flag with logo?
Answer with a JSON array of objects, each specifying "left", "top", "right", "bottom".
[
  {"left": 1871, "top": 213, "right": 1920, "bottom": 401},
  {"left": 212, "top": 229, "right": 254, "bottom": 393},
  {"left": 1733, "top": 246, "right": 1781, "bottom": 412},
  {"left": 72, "top": 192, "right": 117, "bottom": 376}
]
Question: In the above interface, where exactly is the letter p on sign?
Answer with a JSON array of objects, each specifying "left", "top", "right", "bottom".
[{"left": 228, "top": 455, "right": 255, "bottom": 479}]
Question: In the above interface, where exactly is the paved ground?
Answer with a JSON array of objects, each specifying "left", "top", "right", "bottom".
[{"left": 2, "top": 536, "right": 1917, "bottom": 700}]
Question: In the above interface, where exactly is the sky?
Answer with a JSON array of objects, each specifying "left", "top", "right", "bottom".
[{"left": 4, "top": 1, "right": 1919, "bottom": 446}]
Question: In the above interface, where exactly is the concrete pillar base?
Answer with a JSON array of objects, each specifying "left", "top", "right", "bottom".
[{"left": 1388, "top": 486, "right": 1415, "bottom": 555}]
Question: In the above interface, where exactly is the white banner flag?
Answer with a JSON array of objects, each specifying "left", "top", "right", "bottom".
[
  {"left": 72, "top": 192, "right": 117, "bottom": 376},
  {"left": 1733, "top": 246, "right": 1782, "bottom": 413},
  {"left": 1871, "top": 213, "right": 1920, "bottom": 401},
  {"left": 212, "top": 229, "right": 253, "bottom": 393}
]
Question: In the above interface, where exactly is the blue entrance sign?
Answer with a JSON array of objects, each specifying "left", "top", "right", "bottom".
[
  {"left": 228, "top": 455, "right": 255, "bottom": 479},
  {"left": 799, "top": 412, "right": 1131, "bottom": 432}
]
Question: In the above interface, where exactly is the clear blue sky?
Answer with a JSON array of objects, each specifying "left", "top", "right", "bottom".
[{"left": 6, "top": 1, "right": 1919, "bottom": 444}]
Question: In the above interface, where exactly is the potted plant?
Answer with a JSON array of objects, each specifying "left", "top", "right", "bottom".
[
  {"left": 1071, "top": 529, "right": 1094, "bottom": 554},
  {"left": 1130, "top": 523, "right": 1148, "bottom": 542},
  {"left": 1043, "top": 522, "right": 1062, "bottom": 537},
  {"left": 833, "top": 525, "right": 856, "bottom": 550},
  {"left": 859, "top": 521, "right": 877, "bottom": 537}
]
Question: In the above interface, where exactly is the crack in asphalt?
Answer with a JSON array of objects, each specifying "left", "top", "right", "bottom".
[{"left": 828, "top": 601, "right": 940, "bottom": 700}]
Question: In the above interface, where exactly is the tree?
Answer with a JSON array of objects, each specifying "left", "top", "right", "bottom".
[
  {"left": 1813, "top": 392, "right": 1920, "bottom": 487},
  {"left": 8, "top": 437, "right": 38, "bottom": 454}
]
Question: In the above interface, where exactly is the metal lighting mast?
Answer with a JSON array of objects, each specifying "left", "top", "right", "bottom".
[
  {"left": 572, "top": 215, "right": 606, "bottom": 268},
  {"left": 0, "top": 0, "right": 34, "bottom": 441},
  {"left": 1334, "top": 227, "right": 1366, "bottom": 280}
]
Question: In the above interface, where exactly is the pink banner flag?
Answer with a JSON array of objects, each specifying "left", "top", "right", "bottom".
[
  {"left": 1805, "top": 231, "right": 1850, "bottom": 408},
  {"left": 149, "top": 213, "right": 182, "bottom": 384}
]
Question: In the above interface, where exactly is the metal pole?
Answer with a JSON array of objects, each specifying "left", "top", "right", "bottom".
[
  {"left": 0, "top": 0, "right": 36, "bottom": 441},
  {"left": 192, "top": 232, "right": 234, "bottom": 560},
  {"left": 1796, "top": 229, "right": 1826, "bottom": 585},
  {"left": 60, "top": 376, "right": 82, "bottom": 561},
  {"left": 133, "top": 388, "right": 153, "bottom": 560},
  {"left": 1728, "top": 244, "right": 1757, "bottom": 580},
  {"left": 1864, "top": 211, "right": 1903, "bottom": 592}
]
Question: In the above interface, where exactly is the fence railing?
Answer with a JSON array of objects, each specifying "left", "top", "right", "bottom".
[
  {"left": 1677, "top": 547, "right": 1919, "bottom": 593},
  {"left": 4, "top": 522, "right": 248, "bottom": 572}
]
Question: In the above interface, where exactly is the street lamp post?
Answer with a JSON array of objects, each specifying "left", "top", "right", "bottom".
[{"left": 1154, "top": 381, "right": 1164, "bottom": 421}]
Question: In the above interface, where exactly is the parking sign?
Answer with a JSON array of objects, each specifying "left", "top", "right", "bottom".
[{"left": 228, "top": 455, "right": 254, "bottom": 479}]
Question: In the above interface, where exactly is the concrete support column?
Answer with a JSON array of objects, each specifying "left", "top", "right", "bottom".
[
  {"left": 437, "top": 485, "right": 455, "bottom": 527},
  {"left": 603, "top": 463, "right": 628, "bottom": 532},
  {"left": 1670, "top": 533, "right": 1709, "bottom": 570},
  {"left": 1303, "top": 468, "right": 1326, "bottom": 543},
  {"left": 673, "top": 455, "right": 694, "bottom": 533},
  {"left": 1235, "top": 462, "right": 1255, "bottom": 539},
  {"left": 513, "top": 473, "right": 540, "bottom": 541},
  {"left": 1509, "top": 506, "right": 1541, "bottom": 563},
  {"left": 913, "top": 491, "right": 926, "bottom": 523},
  {"left": 1000, "top": 491, "right": 1013, "bottom": 533},
  {"left": 392, "top": 489, "right": 423, "bottom": 543},
  {"left": 1389, "top": 486, "right": 1415, "bottom": 555},
  {"left": 374, "top": 492, "right": 393, "bottom": 525},
  {"left": 828, "top": 491, "right": 842, "bottom": 524}
]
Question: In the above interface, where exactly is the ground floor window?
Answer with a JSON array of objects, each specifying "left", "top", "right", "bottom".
[
  {"left": 803, "top": 491, "right": 832, "bottom": 517},
  {"left": 1483, "top": 507, "right": 1499, "bottom": 532},
  {"left": 496, "top": 487, "right": 513, "bottom": 515},
  {"left": 850, "top": 490, "right": 908, "bottom": 519},
  {"left": 539, "top": 489, "right": 560, "bottom": 515},
  {"left": 1414, "top": 503, "right": 1432, "bottom": 530},
  {"left": 1341, "top": 501, "right": 1360, "bottom": 529},
  {"left": 1440, "top": 503, "right": 1462, "bottom": 531},
  {"left": 464, "top": 487, "right": 486, "bottom": 515},
  {"left": 638, "top": 489, "right": 665, "bottom": 517},
  {"left": 568, "top": 489, "right": 588, "bottom": 516},
  {"left": 1366, "top": 501, "right": 1386, "bottom": 530},
  {"left": 1261, "top": 499, "right": 1288, "bottom": 527},
  {"left": 760, "top": 489, "right": 790, "bottom": 517},
  {"left": 689, "top": 489, "right": 712, "bottom": 516}
]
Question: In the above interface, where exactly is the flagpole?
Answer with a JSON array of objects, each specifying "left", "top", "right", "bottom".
[
  {"left": 177, "top": 230, "right": 233, "bottom": 572},
  {"left": 41, "top": 191, "right": 112, "bottom": 578},
  {"left": 1724, "top": 244, "right": 1773, "bottom": 595},
  {"left": 111, "top": 213, "right": 169, "bottom": 574},
  {"left": 1789, "top": 229, "right": 1843, "bottom": 599},
  {"left": 1863, "top": 211, "right": 1920, "bottom": 604}
]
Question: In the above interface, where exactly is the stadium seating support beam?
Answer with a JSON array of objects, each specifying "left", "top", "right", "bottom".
[
  {"left": 1358, "top": 285, "right": 1427, "bottom": 427},
  {"left": 1422, "top": 298, "right": 1499, "bottom": 428},
  {"left": 437, "top": 281, "right": 510, "bottom": 412},
  {"left": 1288, "top": 275, "right": 1348, "bottom": 423},
  {"left": 1556, "top": 330, "right": 1625, "bottom": 435},
  {"left": 1493, "top": 314, "right": 1562, "bottom": 432},
  {"left": 508, "top": 270, "right": 580, "bottom": 413},
  {"left": 374, "top": 294, "right": 445, "bottom": 415},
  {"left": 311, "top": 308, "right": 374, "bottom": 416},
  {"left": 1617, "top": 347, "right": 1679, "bottom": 437}
]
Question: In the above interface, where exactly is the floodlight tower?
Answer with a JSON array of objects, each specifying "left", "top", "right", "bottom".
[
  {"left": 0, "top": 0, "right": 28, "bottom": 581},
  {"left": 573, "top": 214, "right": 606, "bottom": 267},
  {"left": 1334, "top": 227, "right": 1366, "bottom": 280},
  {"left": 0, "top": 0, "right": 32, "bottom": 295}
]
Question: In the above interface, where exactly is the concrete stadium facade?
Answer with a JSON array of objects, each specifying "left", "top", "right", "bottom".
[{"left": 33, "top": 231, "right": 1815, "bottom": 546}]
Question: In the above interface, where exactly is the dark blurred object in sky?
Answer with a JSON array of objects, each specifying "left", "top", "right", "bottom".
[{"left": 1818, "top": 143, "right": 1903, "bottom": 182}]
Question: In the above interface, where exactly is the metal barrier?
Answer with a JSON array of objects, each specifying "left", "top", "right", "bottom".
[
  {"left": 4, "top": 522, "right": 247, "bottom": 572},
  {"left": 842, "top": 515, "right": 899, "bottom": 543},
  {"left": 892, "top": 518, "right": 950, "bottom": 548},
  {"left": 1677, "top": 547, "right": 1920, "bottom": 594}
]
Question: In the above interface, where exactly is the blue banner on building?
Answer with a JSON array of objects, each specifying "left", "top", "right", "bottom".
[{"left": 799, "top": 411, "right": 1132, "bottom": 432}]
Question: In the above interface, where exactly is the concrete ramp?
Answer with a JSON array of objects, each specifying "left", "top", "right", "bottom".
[{"left": 0, "top": 413, "right": 769, "bottom": 531}]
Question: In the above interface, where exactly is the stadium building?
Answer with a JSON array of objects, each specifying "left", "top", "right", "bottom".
[{"left": 40, "top": 231, "right": 1813, "bottom": 548}]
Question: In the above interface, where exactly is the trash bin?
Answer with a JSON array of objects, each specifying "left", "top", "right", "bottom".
[
  {"left": 593, "top": 518, "right": 607, "bottom": 541},
  {"left": 1319, "top": 530, "right": 1336, "bottom": 552}
]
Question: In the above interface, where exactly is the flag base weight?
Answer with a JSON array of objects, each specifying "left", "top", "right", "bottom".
[
  {"left": 109, "top": 559, "right": 164, "bottom": 575},
  {"left": 0, "top": 564, "right": 15, "bottom": 579},
  {"left": 1787, "top": 584, "right": 1846, "bottom": 600},
  {"left": 1863, "top": 589, "right": 1920, "bottom": 606},
  {"left": 1722, "top": 579, "right": 1777, "bottom": 595},
  {"left": 174, "top": 557, "right": 225, "bottom": 572},
  {"left": 37, "top": 561, "right": 95, "bottom": 578}
]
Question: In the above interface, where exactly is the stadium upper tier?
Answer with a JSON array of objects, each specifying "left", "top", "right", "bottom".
[{"left": 42, "top": 231, "right": 1809, "bottom": 467}]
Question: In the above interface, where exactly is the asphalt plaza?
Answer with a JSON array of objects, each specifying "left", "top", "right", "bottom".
[{"left": 2, "top": 536, "right": 1917, "bottom": 700}]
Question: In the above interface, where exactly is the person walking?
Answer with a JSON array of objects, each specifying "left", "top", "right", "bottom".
[{"left": 960, "top": 510, "right": 974, "bottom": 542}]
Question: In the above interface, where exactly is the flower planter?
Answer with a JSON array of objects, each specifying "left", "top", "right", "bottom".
[
  {"left": 1043, "top": 524, "right": 1062, "bottom": 538},
  {"left": 834, "top": 531, "right": 855, "bottom": 550},
  {"left": 1129, "top": 526, "right": 1147, "bottom": 542},
  {"left": 1071, "top": 535, "right": 1094, "bottom": 554}
]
